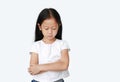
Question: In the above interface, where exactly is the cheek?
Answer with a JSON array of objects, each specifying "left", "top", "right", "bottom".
[
  {"left": 41, "top": 30, "right": 47, "bottom": 35},
  {"left": 53, "top": 30, "right": 58, "bottom": 35}
]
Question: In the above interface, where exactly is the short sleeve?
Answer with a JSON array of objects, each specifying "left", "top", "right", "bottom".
[
  {"left": 29, "top": 42, "right": 38, "bottom": 54},
  {"left": 61, "top": 40, "right": 70, "bottom": 51}
]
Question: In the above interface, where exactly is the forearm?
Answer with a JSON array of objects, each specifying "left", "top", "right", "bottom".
[
  {"left": 29, "top": 50, "right": 69, "bottom": 74},
  {"left": 39, "top": 60, "right": 68, "bottom": 71}
]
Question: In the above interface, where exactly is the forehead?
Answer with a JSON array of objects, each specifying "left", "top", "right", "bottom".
[{"left": 42, "top": 18, "right": 58, "bottom": 26}]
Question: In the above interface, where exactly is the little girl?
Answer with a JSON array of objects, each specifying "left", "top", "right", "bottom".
[{"left": 28, "top": 8, "right": 70, "bottom": 82}]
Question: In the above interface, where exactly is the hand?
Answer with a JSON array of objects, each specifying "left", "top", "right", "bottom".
[{"left": 28, "top": 64, "right": 40, "bottom": 75}]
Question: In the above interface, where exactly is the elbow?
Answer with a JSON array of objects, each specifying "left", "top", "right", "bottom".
[
  {"left": 62, "top": 63, "right": 69, "bottom": 70},
  {"left": 59, "top": 59, "right": 69, "bottom": 70},
  {"left": 64, "top": 66, "right": 68, "bottom": 70}
]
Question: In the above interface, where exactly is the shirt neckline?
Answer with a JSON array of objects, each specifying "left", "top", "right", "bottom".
[{"left": 41, "top": 39, "right": 58, "bottom": 45}]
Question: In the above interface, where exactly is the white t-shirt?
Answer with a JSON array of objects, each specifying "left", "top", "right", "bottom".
[{"left": 29, "top": 39, "right": 70, "bottom": 82}]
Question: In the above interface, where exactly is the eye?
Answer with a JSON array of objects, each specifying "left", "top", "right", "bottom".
[
  {"left": 52, "top": 28, "right": 57, "bottom": 30},
  {"left": 45, "top": 28, "right": 49, "bottom": 30},
  {"left": 44, "top": 26, "right": 49, "bottom": 30},
  {"left": 52, "top": 26, "right": 57, "bottom": 30}
]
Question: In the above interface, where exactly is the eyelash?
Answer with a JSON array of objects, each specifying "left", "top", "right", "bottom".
[
  {"left": 52, "top": 28, "right": 56, "bottom": 30},
  {"left": 45, "top": 28, "right": 49, "bottom": 30},
  {"left": 44, "top": 28, "right": 56, "bottom": 30}
]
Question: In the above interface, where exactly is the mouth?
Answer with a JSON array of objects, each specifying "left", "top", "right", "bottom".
[
  {"left": 48, "top": 35, "right": 53, "bottom": 37},
  {"left": 48, "top": 34, "right": 52, "bottom": 36}
]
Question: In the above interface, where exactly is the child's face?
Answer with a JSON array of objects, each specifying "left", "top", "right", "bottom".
[{"left": 39, "top": 18, "right": 59, "bottom": 40}]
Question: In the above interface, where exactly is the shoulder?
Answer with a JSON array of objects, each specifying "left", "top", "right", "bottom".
[
  {"left": 29, "top": 40, "right": 42, "bottom": 53},
  {"left": 30, "top": 40, "right": 42, "bottom": 47},
  {"left": 56, "top": 39, "right": 70, "bottom": 50},
  {"left": 31, "top": 40, "right": 41, "bottom": 45},
  {"left": 56, "top": 39, "right": 69, "bottom": 44}
]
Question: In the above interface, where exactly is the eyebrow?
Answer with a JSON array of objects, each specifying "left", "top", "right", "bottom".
[{"left": 43, "top": 25, "right": 57, "bottom": 27}]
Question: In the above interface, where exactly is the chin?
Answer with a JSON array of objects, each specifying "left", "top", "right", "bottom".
[{"left": 47, "top": 37, "right": 55, "bottom": 40}]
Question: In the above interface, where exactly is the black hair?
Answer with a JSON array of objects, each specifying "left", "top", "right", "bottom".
[{"left": 35, "top": 8, "right": 62, "bottom": 42}]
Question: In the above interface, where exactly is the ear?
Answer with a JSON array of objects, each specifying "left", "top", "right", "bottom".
[{"left": 38, "top": 23, "right": 42, "bottom": 30}]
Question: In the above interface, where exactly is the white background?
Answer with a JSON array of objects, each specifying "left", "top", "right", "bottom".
[{"left": 0, "top": 0, "right": 120, "bottom": 82}]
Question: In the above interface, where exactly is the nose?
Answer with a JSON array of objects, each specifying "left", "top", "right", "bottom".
[{"left": 48, "top": 29, "right": 52, "bottom": 34}]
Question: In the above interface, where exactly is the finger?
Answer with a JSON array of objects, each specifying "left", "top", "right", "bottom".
[
  {"left": 28, "top": 68, "right": 31, "bottom": 71},
  {"left": 28, "top": 68, "right": 32, "bottom": 73},
  {"left": 30, "top": 72, "right": 33, "bottom": 75},
  {"left": 31, "top": 72, "right": 35, "bottom": 75},
  {"left": 30, "top": 64, "right": 34, "bottom": 66},
  {"left": 28, "top": 70, "right": 31, "bottom": 73}
]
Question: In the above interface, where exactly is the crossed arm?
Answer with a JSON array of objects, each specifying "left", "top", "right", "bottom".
[{"left": 28, "top": 49, "right": 69, "bottom": 75}]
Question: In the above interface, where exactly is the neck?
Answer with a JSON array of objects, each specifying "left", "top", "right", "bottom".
[{"left": 42, "top": 38, "right": 56, "bottom": 44}]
